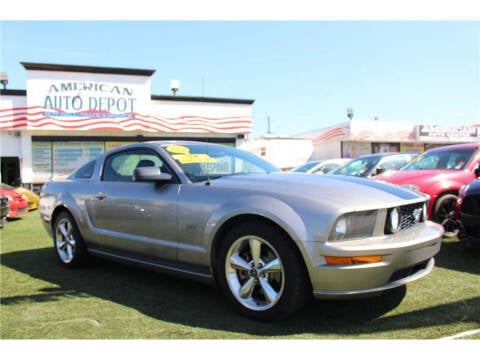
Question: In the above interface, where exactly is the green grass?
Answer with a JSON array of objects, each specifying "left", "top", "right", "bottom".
[{"left": 1, "top": 211, "right": 479, "bottom": 339}]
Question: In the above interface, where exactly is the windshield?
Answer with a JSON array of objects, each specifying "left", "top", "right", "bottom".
[
  {"left": 292, "top": 161, "right": 322, "bottom": 173},
  {"left": 333, "top": 156, "right": 380, "bottom": 177},
  {"left": 402, "top": 147, "right": 476, "bottom": 171},
  {"left": 162, "top": 143, "right": 280, "bottom": 182}
]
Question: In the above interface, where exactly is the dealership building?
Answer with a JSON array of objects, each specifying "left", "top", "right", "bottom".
[
  {"left": 0, "top": 62, "right": 254, "bottom": 191},
  {"left": 295, "top": 120, "right": 480, "bottom": 160}
]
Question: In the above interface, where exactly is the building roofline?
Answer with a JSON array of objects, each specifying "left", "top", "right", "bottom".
[
  {"left": 151, "top": 95, "right": 254, "bottom": 105},
  {"left": 21, "top": 62, "right": 156, "bottom": 77},
  {"left": 0, "top": 89, "right": 27, "bottom": 96},
  {"left": 0, "top": 89, "right": 254, "bottom": 105}
]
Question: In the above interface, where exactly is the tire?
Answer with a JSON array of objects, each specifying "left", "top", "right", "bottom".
[
  {"left": 216, "top": 220, "right": 311, "bottom": 321},
  {"left": 432, "top": 194, "right": 460, "bottom": 238},
  {"left": 53, "top": 211, "right": 88, "bottom": 267}
]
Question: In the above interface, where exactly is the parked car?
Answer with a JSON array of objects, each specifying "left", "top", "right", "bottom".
[
  {"left": 0, "top": 184, "right": 28, "bottom": 219},
  {"left": 0, "top": 195, "right": 9, "bottom": 228},
  {"left": 0, "top": 183, "right": 39, "bottom": 211},
  {"left": 456, "top": 175, "right": 480, "bottom": 246},
  {"left": 331, "top": 152, "right": 418, "bottom": 178},
  {"left": 40, "top": 141, "right": 443, "bottom": 320},
  {"left": 377, "top": 143, "right": 480, "bottom": 237},
  {"left": 291, "top": 158, "right": 351, "bottom": 174}
]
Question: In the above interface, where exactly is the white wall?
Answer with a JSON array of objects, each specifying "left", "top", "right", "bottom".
[
  {"left": 240, "top": 138, "right": 313, "bottom": 169},
  {"left": 0, "top": 131, "right": 22, "bottom": 156}
]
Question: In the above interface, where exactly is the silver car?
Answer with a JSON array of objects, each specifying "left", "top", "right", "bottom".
[{"left": 39, "top": 141, "right": 443, "bottom": 321}]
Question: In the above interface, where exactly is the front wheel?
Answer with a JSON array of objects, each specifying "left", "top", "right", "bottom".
[
  {"left": 216, "top": 221, "right": 311, "bottom": 321},
  {"left": 53, "top": 211, "right": 88, "bottom": 267},
  {"left": 433, "top": 194, "right": 460, "bottom": 238}
]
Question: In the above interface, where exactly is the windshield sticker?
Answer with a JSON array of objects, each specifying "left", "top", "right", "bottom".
[
  {"left": 166, "top": 145, "right": 217, "bottom": 164},
  {"left": 172, "top": 153, "right": 217, "bottom": 164},
  {"left": 166, "top": 145, "right": 190, "bottom": 154}
]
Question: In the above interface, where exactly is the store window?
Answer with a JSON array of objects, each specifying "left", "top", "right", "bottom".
[{"left": 372, "top": 143, "right": 400, "bottom": 153}]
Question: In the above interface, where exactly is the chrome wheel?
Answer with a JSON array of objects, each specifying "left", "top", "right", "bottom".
[
  {"left": 55, "top": 216, "right": 77, "bottom": 264},
  {"left": 225, "top": 235, "right": 285, "bottom": 311}
]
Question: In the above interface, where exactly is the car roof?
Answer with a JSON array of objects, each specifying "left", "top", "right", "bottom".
[
  {"left": 426, "top": 142, "right": 480, "bottom": 151},
  {"left": 353, "top": 152, "right": 417, "bottom": 160}
]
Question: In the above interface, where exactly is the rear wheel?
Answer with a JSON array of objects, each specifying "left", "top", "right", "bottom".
[
  {"left": 53, "top": 212, "right": 88, "bottom": 267},
  {"left": 216, "top": 220, "right": 311, "bottom": 321},
  {"left": 433, "top": 194, "right": 460, "bottom": 238}
]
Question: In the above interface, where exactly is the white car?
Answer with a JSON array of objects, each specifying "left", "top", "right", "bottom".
[{"left": 292, "top": 158, "right": 351, "bottom": 174}]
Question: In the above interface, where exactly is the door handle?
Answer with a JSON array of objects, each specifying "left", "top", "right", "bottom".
[{"left": 95, "top": 192, "right": 106, "bottom": 200}]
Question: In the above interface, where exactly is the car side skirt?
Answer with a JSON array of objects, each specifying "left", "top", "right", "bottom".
[{"left": 87, "top": 247, "right": 215, "bottom": 285}]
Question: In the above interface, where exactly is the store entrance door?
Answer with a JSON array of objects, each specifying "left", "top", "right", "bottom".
[{"left": 1, "top": 157, "right": 21, "bottom": 186}]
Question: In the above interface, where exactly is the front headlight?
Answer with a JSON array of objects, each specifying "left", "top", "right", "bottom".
[
  {"left": 329, "top": 210, "right": 377, "bottom": 242},
  {"left": 422, "top": 202, "right": 428, "bottom": 222}
]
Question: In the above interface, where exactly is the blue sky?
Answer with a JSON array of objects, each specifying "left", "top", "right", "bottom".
[{"left": 1, "top": 17, "right": 479, "bottom": 137}]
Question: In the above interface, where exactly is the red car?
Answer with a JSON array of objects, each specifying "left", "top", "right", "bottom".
[
  {"left": 377, "top": 143, "right": 480, "bottom": 237},
  {"left": 0, "top": 185, "right": 28, "bottom": 219}
]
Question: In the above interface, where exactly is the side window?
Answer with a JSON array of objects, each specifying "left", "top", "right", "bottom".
[
  {"left": 314, "top": 163, "right": 336, "bottom": 174},
  {"left": 73, "top": 160, "right": 96, "bottom": 179},
  {"left": 102, "top": 148, "right": 168, "bottom": 182},
  {"left": 380, "top": 156, "right": 407, "bottom": 171}
]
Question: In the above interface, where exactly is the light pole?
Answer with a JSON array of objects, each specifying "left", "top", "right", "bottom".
[
  {"left": 346, "top": 107, "right": 353, "bottom": 121},
  {"left": 0, "top": 72, "right": 8, "bottom": 90},
  {"left": 171, "top": 79, "right": 180, "bottom": 96}
]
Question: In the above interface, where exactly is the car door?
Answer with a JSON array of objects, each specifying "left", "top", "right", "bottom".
[{"left": 85, "top": 147, "right": 179, "bottom": 262}]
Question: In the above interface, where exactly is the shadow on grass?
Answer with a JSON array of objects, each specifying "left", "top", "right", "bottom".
[
  {"left": 434, "top": 240, "right": 480, "bottom": 276},
  {"left": 2, "top": 245, "right": 479, "bottom": 337}
]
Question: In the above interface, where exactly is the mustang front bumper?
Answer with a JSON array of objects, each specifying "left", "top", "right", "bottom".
[{"left": 305, "top": 221, "right": 443, "bottom": 299}]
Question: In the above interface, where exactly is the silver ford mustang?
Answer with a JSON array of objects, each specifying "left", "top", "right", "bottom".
[{"left": 39, "top": 141, "right": 443, "bottom": 321}]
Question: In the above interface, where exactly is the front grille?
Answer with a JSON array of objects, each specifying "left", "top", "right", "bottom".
[
  {"left": 389, "top": 260, "right": 429, "bottom": 282},
  {"left": 399, "top": 202, "right": 425, "bottom": 230}
]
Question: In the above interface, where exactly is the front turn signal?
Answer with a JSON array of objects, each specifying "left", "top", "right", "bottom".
[{"left": 325, "top": 255, "right": 383, "bottom": 265}]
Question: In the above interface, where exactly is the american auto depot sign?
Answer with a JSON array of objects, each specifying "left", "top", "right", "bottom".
[
  {"left": 26, "top": 70, "right": 151, "bottom": 128},
  {"left": 418, "top": 125, "right": 479, "bottom": 142},
  {"left": 43, "top": 81, "right": 137, "bottom": 116}
]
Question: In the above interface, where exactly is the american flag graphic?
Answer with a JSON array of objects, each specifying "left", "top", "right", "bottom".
[{"left": 0, "top": 106, "right": 252, "bottom": 134}]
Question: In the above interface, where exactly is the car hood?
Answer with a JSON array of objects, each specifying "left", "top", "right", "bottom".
[
  {"left": 376, "top": 169, "right": 472, "bottom": 190},
  {"left": 377, "top": 169, "right": 460, "bottom": 184},
  {"left": 209, "top": 173, "right": 425, "bottom": 210}
]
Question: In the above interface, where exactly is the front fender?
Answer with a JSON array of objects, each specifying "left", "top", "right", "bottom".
[{"left": 206, "top": 195, "right": 309, "bottom": 246}]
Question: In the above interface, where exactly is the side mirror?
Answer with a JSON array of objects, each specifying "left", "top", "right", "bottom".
[
  {"left": 475, "top": 167, "right": 480, "bottom": 178},
  {"left": 375, "top": 167, "right": 386, "bottom": 176},
  {"left": 133, "top": 167, "right": 172, "bottom": 183}
]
